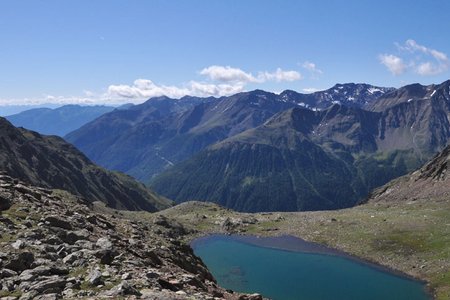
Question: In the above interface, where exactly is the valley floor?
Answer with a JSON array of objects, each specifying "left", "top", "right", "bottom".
[{"left": 152, "top": 198, "right": 450, "bottom": 300}]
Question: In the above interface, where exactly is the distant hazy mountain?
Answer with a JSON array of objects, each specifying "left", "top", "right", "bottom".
[
  {"left": 0, "top": 117, "right": 171, "bottom": 211},
  {"left": 0, "top": 103, "right": 62, "bottom": 117},
  {"left": 5, "top": 104, "right": 116, "bottom": 136},
  {"left": 150, "top": 80, "right": 450, "bottom": 212}
]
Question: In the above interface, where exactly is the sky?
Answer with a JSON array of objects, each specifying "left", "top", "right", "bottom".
[{"left": 1, "top": 0, "right": 450, "bottom": 107}]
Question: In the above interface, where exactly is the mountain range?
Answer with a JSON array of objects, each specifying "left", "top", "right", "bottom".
[
  {"left": 65, "top": 84, "right": 391, "bottom": 181},
  {"left": 0, "top": 117, "right": 171, "bottom": 211},
  {"left": 1, "top": 81, "right": 449, "bottom": 298},
  {"left": 5, "top": 104, "right": 116, "bottom": 136},
  {"left": 65, "top": 80, "right": 450, "bottom": 212}
]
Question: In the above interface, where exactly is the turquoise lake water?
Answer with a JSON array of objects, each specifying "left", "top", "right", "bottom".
[{"left": 191, "top": 235, "right": 430, "bottom": 300}]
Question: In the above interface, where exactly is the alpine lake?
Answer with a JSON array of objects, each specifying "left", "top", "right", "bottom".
[{"left": 191, "top": 235, "right": 431, "bottom": 300}]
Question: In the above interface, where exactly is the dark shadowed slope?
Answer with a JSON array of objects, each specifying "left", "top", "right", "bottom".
[{"left": 0, "top": 117, "right": 171, "bottom": 211}]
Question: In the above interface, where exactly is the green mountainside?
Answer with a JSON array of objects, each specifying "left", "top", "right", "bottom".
[
  {"left": 163, "top": 145, "right": 450, "bottom": 299},
  {"left": 151, "top": 80, "right": 450, "bottom": 211},
  {"left": 150, "top": 106, "right": 415, "bottom": 211},
  {"left": 65, "top": 80, "right": 450, "bottom": 212}
]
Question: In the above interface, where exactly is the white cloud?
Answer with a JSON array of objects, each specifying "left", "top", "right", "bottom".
[
  {"left": 401, "top": 40, "right": 448, "bottom": 62},
  {"left": 259, "top": 68, "right": 302, "bottom": 82},
  {"left": 380, "top": 39, "right": 449, "bottom": 76},
  {"left": 378, "top": 54, "right": 407, "bottom": 75},
  {"left": 416, "top": 62, "right": 443, "bottom": 76},
  {"left": 106, "top": 65, "right": 302, "bottom": 100},
  {"left": 189, "top": 81, "right": 245, "bottom": 96},
  {"left": 106, "top": 79, "right": 245, "bottom": 100},
  {"left": 302, "top": 61, "right": 323, "bottom": 78},
  {"left": 108, "top": 79, "right": 190, "bottom": 99},
  {"left": 200, "top": 65, "right": 302, "bottom": 83},
  {"left": 302, "top": 87, "right": 319, "bottom": 93},
  {"left": 1, "top": 65, "right": 303, "bottom": 106},
  {"left": 0, "top": 95, "right": 99, "bottom": 106},
  {"left": 200, "top": 65, "right": 256, "bottom": 83}
]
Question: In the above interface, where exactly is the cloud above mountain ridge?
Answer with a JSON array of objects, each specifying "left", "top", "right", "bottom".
[{"left": 379, "top": 40, "right": 449, "bottom": 76}]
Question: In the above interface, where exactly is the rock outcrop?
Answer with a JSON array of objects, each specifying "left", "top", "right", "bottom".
[
  {"left": 0, "top": 174, "right": 259, "bottom": 299},
  {"left": 365, "top": 145, "right": 450, "bottom": 203}
]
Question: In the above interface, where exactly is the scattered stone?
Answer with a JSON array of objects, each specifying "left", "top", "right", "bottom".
[
  {"left": 24, "top": 275, "right": 67, "bottom": 293},
  {"left": 1, "top": 296, "right": 18, "bottom": 300},
  {"left": 158, "top": 278, "right": 179, "bottom": 292},
  {"left": 87, "top": 269, "right": 103, "bottom": 286},
  {"left": 0, "top": 175, "right": 259, "bottom": 300},
  {"left": 4, "top": 251, "right": 34, "bottom": 272},
  {"left": 0, "top": 268, "right": 17, "bottom": 278},
  {"left": 43, "top": 216, "right": 72, "bottom": 230},
  {"left": 62, "top": 251, "right": 81, "bottom": 265},
  {"left": 176, "top": 290, "right": 187, "bottom": 295},
  {"left": 0, "top": 215, "right": 15, "bottom": 226},
  {"left": 239, "top": 294, "right": 263, "bottom": 300},
  {"left": 146, "top": 271, "right": 160, "bottom": 279},
  {"left": 93, "top": 249, "right": 118, "bottom": 265},
  {"left": 62, "top": 288, "right": 76, "bottom": 298},
  {"left": 95, "top": 237, "right": 112, "bottom": 250},
  {"left": 105, "top": 281, "right": 141, "bottom": 297},
  {"left": 19, "top": 265, "right": 68, "bottom": 282},
  {"left": 11, "top": 239, "right": 26, "bottom": 250},
  {"left": 14, "top": 184, "right": 42, "bottom": 200},
  {"left": 62, "top": 229, "right": 89, "bottom": 245},
  {"left": 0, "top": 194, "right": 12, "bottom": 211}
]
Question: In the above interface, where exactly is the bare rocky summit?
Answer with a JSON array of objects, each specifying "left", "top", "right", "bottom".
[{"left": 0, "top": 173, "right": 262, "bottom": 300}]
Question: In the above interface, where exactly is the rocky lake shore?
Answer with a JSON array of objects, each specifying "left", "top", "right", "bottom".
[{"left": 0, "top": 173, "right": 263, "bottom": 300}]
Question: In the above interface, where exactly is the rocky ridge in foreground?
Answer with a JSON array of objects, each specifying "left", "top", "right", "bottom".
[{"left": 0, "top": 172, "right": 262, "bottom": 300}]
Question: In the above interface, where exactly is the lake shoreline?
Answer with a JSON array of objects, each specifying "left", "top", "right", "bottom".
[{"left": 191, "top": 233, "right": 434, "bottom": 299}]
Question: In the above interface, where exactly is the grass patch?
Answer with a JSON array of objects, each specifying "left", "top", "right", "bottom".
[
  {"left": 371, "top": 230, "right": 429, "bottom": 255},
  {"left": 246, "top": 221, "right": 279, "bottom": 234},
  {"left": 432, "top": 271, "right": 450, "bottom": 300},
  {"left": 0, "top": 233, "right": 14, "bottom": 243},
  {"left": 68, "top": 266, "right": 89, "bottom": 278},
  {"left": 0, "top": 290, "right": 22, "bottom": 298}
]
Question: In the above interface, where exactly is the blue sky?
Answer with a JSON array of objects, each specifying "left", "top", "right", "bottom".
[{"left": 1, "top": 0, "right": 449, "bottom": 106}]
